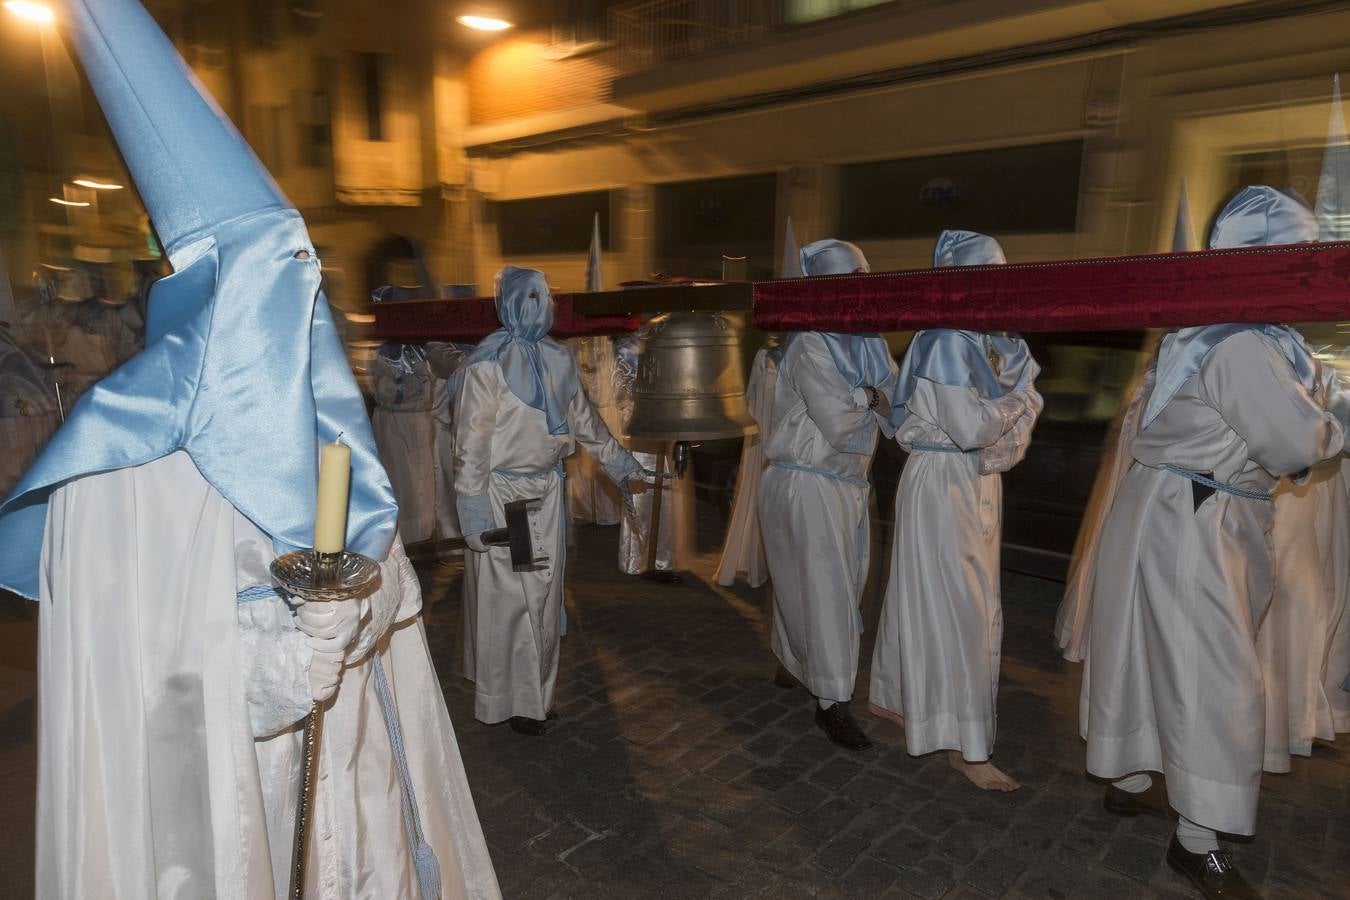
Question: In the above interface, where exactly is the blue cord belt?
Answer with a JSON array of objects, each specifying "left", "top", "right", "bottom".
[
  {"left": 1163, "top": 464, "right": 1273, "bottom": 501},
  {"left": 770, "top": 460, "right": 870, "bottom": 489},
  {"left": 908, "top": 441, "right": 973, "bottom": 455}
]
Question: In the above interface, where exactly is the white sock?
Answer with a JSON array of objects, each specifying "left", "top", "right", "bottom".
[
  {"left": 817, "top": 698, "right": 837, "bottom": 710},
  {"left": 1175, "top": 816, "right": 1220, "bottom": 854},
  {"left": 1114, "top": 773, "right": 1153, "bottom": 794}
]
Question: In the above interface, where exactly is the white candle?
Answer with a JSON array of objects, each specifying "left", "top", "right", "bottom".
[{"left": 314, "top": 440, "right": 351, "bottom": 554}]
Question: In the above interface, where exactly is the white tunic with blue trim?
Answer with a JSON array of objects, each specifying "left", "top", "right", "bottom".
[
  {"left": 758, "top": 332, "right": 890, "bottom": 702},
  {"left": 869, "top": 372, "right": 1040, "bottom": 761},
  {"left": 1081, "top": 330, "right": 1343, "bottom": 835},
  {"left": 454, "top": 356, "right": 639, "bottom": 723}
]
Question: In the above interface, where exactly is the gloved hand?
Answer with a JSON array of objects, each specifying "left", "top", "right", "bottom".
[
  {"left": 297, "top": 597, "right": 361, "bottom": 703},
  {"left": 465, "top": 532, "right": 489, "bottom": 553}
]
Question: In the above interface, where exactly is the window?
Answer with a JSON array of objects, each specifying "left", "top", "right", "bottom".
[
  {"left": 299, "top": 56, "right": 333, "bottom": 168},
  {"left": 492, "top": 191, "right": 614, "bottom": 257},
  {"left": 837, "top": 140, "right": 1084, "bottom": 239},
  {"left": 360, "top": 52, "right": 385, "bottom": 142},
  {"left": 656, "top": 173, "right": 777, "bottom": 280}
]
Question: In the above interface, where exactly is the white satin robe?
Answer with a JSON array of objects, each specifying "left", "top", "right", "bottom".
[
  {"left": 372, "top": 353, "right": 438, "bottom": 543},
  {"left": 870, "top": 378, "right": 1041, "bottom": 760},
  {"left": 1258, "top": 459, "right": 1350, "bottom": 772},
  {"left": 38, "top": 451, "right": 499, "bottom": 899},
  {"left": 454, "top": 359, "right": 639, "bottom": 723},
  {"left": 565, "top": 337, "right": 624, "bottom": 526},
  {"left": 759, "top": 333, "right": 884, "bottom": 703},
  {"left": 1081, "top": 331, "right": 1343, "bottom": 835},
  {"left": 1056, "top": 361, "right": 1155, "bottom": 662},
  {"left": 715, "top": 347, "right": 777, "bottom": 588},
  {"left": 428, "top": 343, "right": 468, "bottom": 544}
]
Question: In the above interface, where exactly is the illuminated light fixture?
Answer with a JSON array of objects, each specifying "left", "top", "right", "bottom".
[
  {"left": 456, "top": 14, "right": 512, "bottom": 31},
  {"left": 50, "top": 197, "right": 91, "bottom": 207},
  {"left": 73, "top": 178, "right": 124, "bottom": 190},
  {"left": 3, "top": 1, "right": 54, "bottom": 23}
]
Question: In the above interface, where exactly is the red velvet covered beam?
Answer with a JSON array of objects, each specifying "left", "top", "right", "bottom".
[
  {"left": 753, "top": 243, "right": 1350, "bottom": 333},
  {"left": 369, "top": 293, "right": 640, "bottom": 342}
]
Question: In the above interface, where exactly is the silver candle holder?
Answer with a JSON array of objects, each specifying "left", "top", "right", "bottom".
[{"left": 269, "top": 548, "right": 380, "bottom": 900}]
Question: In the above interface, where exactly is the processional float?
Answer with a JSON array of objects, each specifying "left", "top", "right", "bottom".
[{"left": 373, "top": 239, "right": 1350, "bottom": 577}]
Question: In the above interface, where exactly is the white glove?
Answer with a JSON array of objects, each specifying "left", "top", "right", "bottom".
[
  {"left": 297, "top": 597, "right": 360, "bottom": 703},
  {"left": 465, "top": 532, "right": 489, "bottom": 553}
]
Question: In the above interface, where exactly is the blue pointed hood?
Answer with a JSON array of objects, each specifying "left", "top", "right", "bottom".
[{"left": 0, "top": 0, "right": 397, "bottom": 599}]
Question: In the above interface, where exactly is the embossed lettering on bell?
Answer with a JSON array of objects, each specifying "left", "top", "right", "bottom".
[{"left": 627, "top": 312, "right": 758, "bottom": 441}]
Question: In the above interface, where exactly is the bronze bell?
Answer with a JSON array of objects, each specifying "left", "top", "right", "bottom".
[{"left": 627, "top": 312, "right": 758, "bottom": 441}]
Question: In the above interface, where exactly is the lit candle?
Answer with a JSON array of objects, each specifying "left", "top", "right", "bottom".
[{"left": 314, "top": 439, "right": 351, "bottom": 554}]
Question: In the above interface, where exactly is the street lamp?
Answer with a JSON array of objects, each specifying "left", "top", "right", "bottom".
[
  {"left": 3, "top": 1, "right": 54, "bottom": 24},
  {"left": 455, "top": 14, "right": 512, "bottom": 32}
]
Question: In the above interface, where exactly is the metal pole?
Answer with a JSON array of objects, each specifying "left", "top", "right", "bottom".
[
  {"left": 290, "top": 702, "right": 323, "bottom": 899},
  {"left": 645, "top": 443, "right": 667, "bottom": 574}
]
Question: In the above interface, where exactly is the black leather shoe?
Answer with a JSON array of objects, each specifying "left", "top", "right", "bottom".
[
  {"left": 1104, "top": 780, "right": 1171, "bottom": 819},
  {"left": 1166, "top": 836, "right": 1260, "bottom": 899},
  {"left": 774, "top": 664, "right": 803, "bottom": 690},
  {"left": 814, "top": 703, "right": 872, "bottom": 751},
  {"left": 508, "top": 716, "right": 549, "bottom": 736}
]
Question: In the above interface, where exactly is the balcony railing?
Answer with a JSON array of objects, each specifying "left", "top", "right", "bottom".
[{"left": 608, "top": 0, "right": 784, "bottom": 68}]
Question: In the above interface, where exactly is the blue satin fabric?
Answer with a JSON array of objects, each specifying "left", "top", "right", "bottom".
[
  {"left": 889, "top": 230, "right": 1038, "bottom": 431},
  {"left": 794, "top": 239, "right": 900, "bottom": 393},
  {"left": 372, "top": 285, "right": 429, "bottom": 370},
  {"left": 0, "top": 0, "right": 397, "bottom": 599},
  {"left": 1142, "top": 186, "right": 1320, "bottom": 429},
  {"left": 464, "top": 267, "right": 579, "bottom": 435}
]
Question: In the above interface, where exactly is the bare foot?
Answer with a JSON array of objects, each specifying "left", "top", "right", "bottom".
[
  {"left": 867, "top": 702, "right": 905, "bottom": 728},
  {"left": 947, "top": 751, "right": 1021, "bottom": 792}
]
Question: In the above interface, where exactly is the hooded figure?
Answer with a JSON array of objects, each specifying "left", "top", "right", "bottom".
[
  {"left": 1258, "top": 93, "right": 1350, "bottom": 773},
  {"left": 714, "top": 219, "right": 799, "bottom": 587},
  {"left": 713, "top": 340, "right": 778, "bottom": 588},
  {"left": 369, "top": 286, "right": 439, "bottom": 542},
  {"left": 0, "top": 2, "right": 498, "bottom": 896},
  {"left": 1056, "top": 177, "right": 1195, "bottom": 663},
  {"left": 867, "top": 230, "right": 1041, "bottom": 792},
  {"left": 0, "top": 322, "right": 59, "bottom": 499},
  {"left": 454, "top": 265, "right": 642, "bottom": 734},
  {"left": 565, "top": 212, "right": 625, "bottom": 528},
  {"left": 758, "top": 239, "right": 899, "bottom": 751},
  {"left": 1081, "top": 186, "right": 1343, "bottom": 897}
]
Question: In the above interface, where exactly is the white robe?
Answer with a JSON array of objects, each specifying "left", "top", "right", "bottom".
[
  {"left": 1258, "top": 458, "right": 1350, "bottom": 772},
  {"left": 714, "top": 347, "right": 777, "bottom": 588},
  {"left": 38, "top": 451, "right": 499, "bottom": 899},
  {"left": 1081, "top": 331, "right": 1343, "bottom": 835},
  {"left": 759, "top": 333, "right": 883, "bottom": 703},
  {"left": 454, "top": 359, "right": 637, "bottom": 723},
  {"left": 565, "top": 337, "right": 624, "bottom": 527},
  {"left": 1056, "top": 360, "right": 1155, "bottom": 662},
  {"left": 870, "top": 377, "right": 1041, "bottom": 760},
  {"left": 372, "top": 354, "right": 438, "bottom": 543}
]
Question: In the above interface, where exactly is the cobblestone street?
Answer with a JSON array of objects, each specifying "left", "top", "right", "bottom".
[
  {"left": 424, "top": 520, "right": 1350, "bottom": 900},
  {"left": 1, "top": 515, "right": 1347, "bottom": 899}
]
